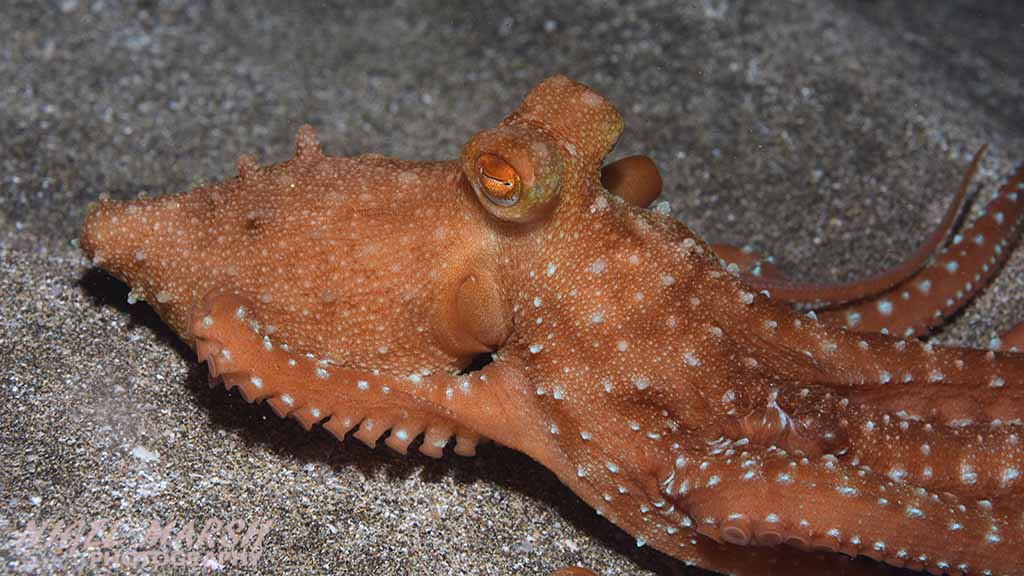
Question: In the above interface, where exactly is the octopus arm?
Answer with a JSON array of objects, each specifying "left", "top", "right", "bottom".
[
  {"left": 732, "top": 302, "right": 1024, "bottom": 501},
  {"left": 671, "top": 443, "right": 1022, "bottom": 575},
  {"left": 188, "top": 290, "right": 523, "bottom": 458},
  {"left": 818, "top": 161, "right": 1024, "bottom": 336},
  {"left": 730, "top": 149, "right": 985, "bottom": 308},
  {"left": 842, "top": 389, "right": 1024, "bottom": 502},
  {"left": 825, "top": 339, "right": 1024, "bottom": 503}
]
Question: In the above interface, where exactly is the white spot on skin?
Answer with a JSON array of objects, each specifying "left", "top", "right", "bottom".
[
  {"left": 877, "top": 300, "right": 893, "bottom": 316},
  {"left": 634, "top": 378, "right": 650, "bottom": 391},
  {"left": 546, "top": 263, "right": 557, "bottom": 277},
  {"left": 589, "top": 259, "right": 607, "bottom": 274},
  {"left": 905, "top": 506, "right": 924, "bottom": 519},
  {"left": 315, "top": 368, "right": 329, "bottom": 379},
  {"left": 529, "top": 343, "right": 544, "bottom": 354},
  {"left": 250, "top": 376, "right": 263, "bottom": 389},
  {"left": 945, "top": 261, "right": 959, "bottom": 273},
  {"left": 960, "top": 462, "right": 978, "bottom": 485},
  {"left": 357, "top": 380, "right": 369, "bottom": 391}
]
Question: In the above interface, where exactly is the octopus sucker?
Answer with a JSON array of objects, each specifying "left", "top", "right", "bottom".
[{"left": 81, "top": 75, "right": 1024, "bottom": 576}]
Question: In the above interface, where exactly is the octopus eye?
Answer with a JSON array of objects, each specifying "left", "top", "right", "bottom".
[
  {"left": 477, "top": 154, "right": 520, "bottom": 207},
  {"left": 462, "top": 125, "right": 562, "bottom": 223}
]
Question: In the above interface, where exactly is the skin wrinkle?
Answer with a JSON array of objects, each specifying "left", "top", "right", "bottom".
[{"left": 80, "top": 76, "right": 1024, "bottom": 576}]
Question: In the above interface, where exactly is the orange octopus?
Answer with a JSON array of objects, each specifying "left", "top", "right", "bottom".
[{"left": 80, "top": 76, "right": 1024, "bottom": 575}]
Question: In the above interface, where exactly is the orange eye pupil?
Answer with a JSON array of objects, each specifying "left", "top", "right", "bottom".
[{"left": 478, "top": 153, "right": 519, "bottom": 205}]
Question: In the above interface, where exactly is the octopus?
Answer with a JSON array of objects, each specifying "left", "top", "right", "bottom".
[{"left": 79, "top": 76, "right": 1024, "bottom": 575}]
